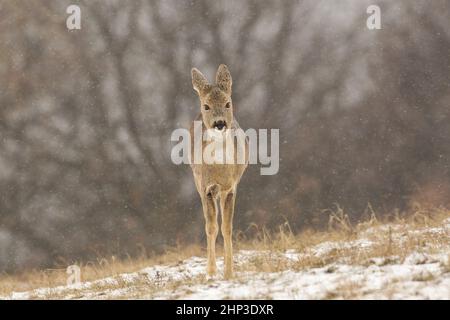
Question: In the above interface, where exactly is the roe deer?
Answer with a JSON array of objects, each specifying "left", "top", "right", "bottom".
[{"left": 190, "top": 64, "right": 248, "bottom": 279}]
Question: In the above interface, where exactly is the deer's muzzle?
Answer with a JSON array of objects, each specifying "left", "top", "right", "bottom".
[{"left": 213, "top": 120, "right": 227, "bottom": 131}]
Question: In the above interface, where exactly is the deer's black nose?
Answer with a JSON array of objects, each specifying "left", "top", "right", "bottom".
[{"left": 213, "top": 120, "right": 226, "bottom": 131}]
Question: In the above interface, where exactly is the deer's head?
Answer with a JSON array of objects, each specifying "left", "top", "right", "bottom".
[{"left": 191, "top": 64, "right": 233, "bottom": 132}]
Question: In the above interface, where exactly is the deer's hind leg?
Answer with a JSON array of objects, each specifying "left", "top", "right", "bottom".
[
  {"left": 201, "top": 185, "right": 219, "bottom": 276},
  {"left": 220, "top": 189, "right": 236, "bottom": 279}
]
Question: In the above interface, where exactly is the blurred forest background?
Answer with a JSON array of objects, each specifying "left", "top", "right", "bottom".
[{"left": 0, "top": 0, "right": 449, "bottom": 272}]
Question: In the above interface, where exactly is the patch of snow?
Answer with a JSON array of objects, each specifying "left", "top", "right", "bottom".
[{"left": 2, "top": 218, "right": 450, "bottom": 300}]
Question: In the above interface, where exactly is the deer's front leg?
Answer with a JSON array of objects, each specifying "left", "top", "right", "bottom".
[
  {"left": 202, "top": 185, "right": 219, "bottom": 276},
  {"left": 220, "top": 190, "right": 236, "bottom": 279}
]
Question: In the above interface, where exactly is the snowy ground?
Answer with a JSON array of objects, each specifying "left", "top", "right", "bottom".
[{"left": 2, "top": 219, "right": 450, "bottom": 300}]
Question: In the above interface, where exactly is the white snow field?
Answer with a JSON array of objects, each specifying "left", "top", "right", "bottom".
[{"left": 2, "top": 218, "right": 449, "bottom": 300}]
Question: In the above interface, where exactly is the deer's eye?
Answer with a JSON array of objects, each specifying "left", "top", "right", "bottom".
[
  {"left": 225, "top": 102, "right": 231, "bottom": 109},
  {"left": 203, "top": 104, "right": 210, "bottom": 111}
]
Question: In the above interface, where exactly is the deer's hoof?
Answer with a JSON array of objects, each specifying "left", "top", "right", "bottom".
[
  {"left": 224, "top": 270, "right": 234, "bottom": 280},
  {"left": 207, "top": 266, "right": 217, "bottom": 276}
]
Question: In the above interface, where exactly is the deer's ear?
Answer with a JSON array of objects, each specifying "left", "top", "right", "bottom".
[
  {"left": 191, "top": 68, "right": 210, "bottom": 95},
  {"left": 216, "top": 64, "right": 232, "bottom": 95}
]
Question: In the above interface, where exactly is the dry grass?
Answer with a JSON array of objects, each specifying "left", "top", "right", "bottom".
[
  {"left": 324, "top": 280, "right": 364, "bottom": 299},
  {"left": 0, "top": 244, "right": 203, "bottom": 296},
  {"left": 0, "top": 205, "right": 449, "bottom": 298},
  {"left": 235, "top": 205, "right": 450, "bottom": 273}
]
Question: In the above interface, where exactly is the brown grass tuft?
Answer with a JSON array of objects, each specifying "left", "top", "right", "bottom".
[{"left": 0, "top": 205, "right": 449, "bottom": 298}]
